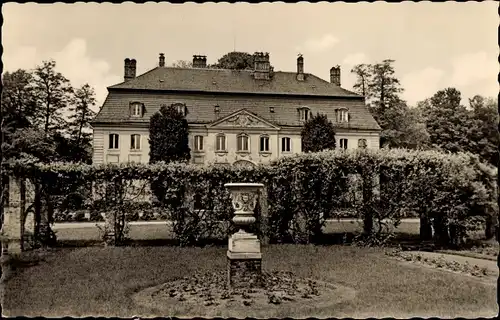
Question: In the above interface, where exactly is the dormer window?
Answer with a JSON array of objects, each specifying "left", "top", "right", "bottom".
[
  {"left": 173, "top": 103, "right": 187, "bottom": 116},
  {"left": 337, "top": 108, "right": 349, "bottom": 123},
  {"left": 130, "top": 102, "right": 143, "bottom": 117},
  {"left": 298, "top": 107, "right": 311, "bottom": 122}
]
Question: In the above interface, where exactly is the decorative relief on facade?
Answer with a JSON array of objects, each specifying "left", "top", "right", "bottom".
[
  {"left": 233, "top": 160, "right": 256, "bottom": 169},
  {"left": 225, "top": 114, "right": 261, "bottom": 127}
]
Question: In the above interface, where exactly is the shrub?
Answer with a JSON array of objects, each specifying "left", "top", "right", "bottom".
[{"left": 300, "top": 113, "right": 336, "bottom": 153}]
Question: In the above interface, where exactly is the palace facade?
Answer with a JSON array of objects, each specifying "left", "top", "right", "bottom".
[{"left": 91, "top": 52, "right": 381, "bottom": 166}]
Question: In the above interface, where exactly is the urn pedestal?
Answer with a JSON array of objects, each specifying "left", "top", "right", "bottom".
[{"left": 224, "top": 182, "right": 264, "bottom": 289}]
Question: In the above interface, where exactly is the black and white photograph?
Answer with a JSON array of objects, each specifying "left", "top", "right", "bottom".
[{"left": 0, "top": 1, "right": 498, "bottom": 318}]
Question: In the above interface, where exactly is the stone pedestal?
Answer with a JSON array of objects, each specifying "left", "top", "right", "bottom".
[
  {"left": 1, "top": 177, "right": 23, "bottom": 255},
  {"left": 227, "top": 254, "right": 262, "bottom": 288},
  {"left": 225, "top": 183, "right": 264, "bottom": 289}
]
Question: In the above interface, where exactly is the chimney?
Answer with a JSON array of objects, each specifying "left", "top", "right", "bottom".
[
  {"left": 193, "top": 55, "right": 207, "bottom": 68},
  {"left": 253, "top": 52, "right": 271, "bottom": 80},
  {"left": 296, "top": 54, "right": 304, "bottom": 81},
  {"left": 330, "top": 65, "right": 341, "bottom": 86},
  {"left": 124, "top": 58, "right": 137, "bottom": 82},
  {"left": 159, "top": 53, "right": 165, "bottom": 67}
]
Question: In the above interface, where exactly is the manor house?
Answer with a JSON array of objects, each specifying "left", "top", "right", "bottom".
[{"left": 91, "top": 52, "right": 381, "bottom": 166}]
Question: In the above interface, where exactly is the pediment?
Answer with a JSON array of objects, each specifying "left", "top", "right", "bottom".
[{"left": 208, "top": 109, "right": 279, "bottom": 130}]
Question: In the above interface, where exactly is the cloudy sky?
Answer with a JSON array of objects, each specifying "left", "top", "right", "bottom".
[{"left": 2, "top": 2, "right": 497, "bottom": 111}]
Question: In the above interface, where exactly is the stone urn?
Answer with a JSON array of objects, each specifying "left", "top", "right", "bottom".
[
  {"left": 225, "top": 183, "right": 263, "bottom": 232},
  {"left": 224, "top": 182, "right": 264, "bottom": 288}
]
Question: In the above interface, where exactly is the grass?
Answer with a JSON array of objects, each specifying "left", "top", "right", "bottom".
[
  {"left": 52, "top": 219, "right": 422, "bottom": 243},
  {"left": 3, "top": 244, "right": 497, "bottom": 318}
]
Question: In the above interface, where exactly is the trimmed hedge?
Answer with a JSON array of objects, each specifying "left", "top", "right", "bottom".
[{"left": 4, "top": 148, "right": 497, "bottom": 247}]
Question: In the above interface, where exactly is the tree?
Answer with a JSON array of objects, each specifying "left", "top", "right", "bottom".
[
  {"left": 467, "top": 95, "right": 499, "bottom": 167},
  {"left": 351, "top": 64, "right": 372, "bottom": 98},
  {"left": 368, "top": 60, "right": 404, "bottom": 109},
  {"left": 350, "top": 60, "right": 427, "bottom": 149},
  {"left": 1, "top": 70, "right": 37, "bottom": 130},
  {"left": 171, "top": 60, "right": 193, "bottom": 68},
  {"left": 378, "top": 101, "right": 430, "bottom": 149},
  {"left": 31, "top": 60, "right": 73, "bottom": 136},
  {"left": 149, "top": 105, "right": 191, "bottom": 163},
  {"left": 418, "top": 88, "right": 472, "bottom": 154},
  {"left": 67, "top": 84, "right": 97, "bottom": 163},
  {"left": 301, "top": 113, "right": 336, "bottom": 152},
  {"left": 210, "top": 52, "right": 255, "bottom": 70}
]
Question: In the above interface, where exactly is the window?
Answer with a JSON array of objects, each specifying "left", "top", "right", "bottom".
[
  {"left": 176, "top": 104, "right": 186, "bottom": 116},
  {"left": 194, "top": 135, "right": 204, "bottom": 151},
  {"left": 337, "top": 109, "right": 349, "bottom": 123},
  {"left": 340, "top": 138, "right": 348, "bottom": 150},
  {"left": 109, "top": 134, "right": 119, "bottom": 149},
  {"left": 215, "top": 134, "right": 226, "bottom": 152},
  {"left": 130, "top": 134, "right": 141, "bottom": 150},
  {"left": 298, "top": 107, "right": 310, "bottom": 121},
  {"left": 237, "top": 134, "right": 249, "bottom": 152},
  {"left": 358, "top": 139, "right": 367, "bottom": 149},
  {"left": 260, "top": 135, "right": 270, "bottom": 152},
  {"left": 281, "top": 137, "right": 291, "bottom": 152},
  {"left": 131, "top": 103, "right": 142, "bottom": 117}
]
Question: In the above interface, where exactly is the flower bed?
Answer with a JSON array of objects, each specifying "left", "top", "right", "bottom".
[{"left": 385, "top": 249, "right": 493, "bottom": 278}]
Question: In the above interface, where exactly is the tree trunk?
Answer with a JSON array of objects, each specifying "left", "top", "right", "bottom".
[
  {"left": 362, "top": 182, "right": 374, "bottom": 235},
  {"left": 432, "top": 216, "right": 450, "bottom": 247},
  {"left": 485, "top": 214, "right": 497, "bottom": 240},
  {"left": 420, "top": 215, "right": 433, "bottom": 241}
]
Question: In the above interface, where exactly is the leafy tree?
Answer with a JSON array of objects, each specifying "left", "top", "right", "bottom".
[
  {"left": 351, "top": 64, "right": 371, "bottom": 98},
  {"left": 149, "top": 104, "right": 191, "bottom": 163},
  {"left": 31, "top": 60, "right": 73, "bottom": 136},
  {"left": 171, "top": 60, "right": 193, "bottom": 68},
  {"left": 368, "top": 60, "right": 404, "bottom": 109},
  {"left": 210, "top": 52, "right": 255, "bottom": 70},
  {"left": 1, "top": 70, "right": 37, "bottom": 130},
  {"left": 67, "top": 84, "right": 96, "bottom": 163},
  {"left": 351, "top": 60, "right": 430, "bottom": 149},
  {"left": 418, "top": 88, "right": 472, "bottom": 154},
  {"left": 1, "top": 70, "right": 54, "bottom": 163},
  {"left": 301, "top": 113, "right": 336, "bottom": 152},
  {"left": 379, "top": 101, "right": 430, "bottom": 149},
  {"left": 467, "top": 95, "right": 499, "bottom": 167}
]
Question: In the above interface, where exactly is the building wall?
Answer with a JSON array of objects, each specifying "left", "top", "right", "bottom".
[
  {"left": 93, "top": 126, "right": 151, "bottom": 164},
  {"left": 93, "top": 125, "right": 379, "bottom": 165},
  {"left": 189, "top": 128, "right": 302, "bottom": 166}
]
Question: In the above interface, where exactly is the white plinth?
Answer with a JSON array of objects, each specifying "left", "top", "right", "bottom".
[{"left": 227, "top": 230, "right": 262, "bottom": 260}]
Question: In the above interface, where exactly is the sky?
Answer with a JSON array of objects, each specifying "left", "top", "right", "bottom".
[{"left": 2, "top": 2, "right": 498, "bottom": 112}]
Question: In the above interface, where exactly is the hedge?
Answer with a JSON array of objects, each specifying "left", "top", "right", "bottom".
[{"left": 3, "top": 148, "right": 497, "bottom": 247}]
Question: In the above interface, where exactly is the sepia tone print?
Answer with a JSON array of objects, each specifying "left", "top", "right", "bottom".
[{"left": 0, "top": 2, "right": 498, "bottom": 319}]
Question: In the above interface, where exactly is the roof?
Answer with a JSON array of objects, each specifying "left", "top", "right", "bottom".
[
  {"left": 93, "top": 91, "right": 381, "bottom": 130},
  {"left": 93, "top": 66, "right": 381, "bottom": 131},
  {"left": 108, "top": 67, "right": 361, "bottom": 97}
]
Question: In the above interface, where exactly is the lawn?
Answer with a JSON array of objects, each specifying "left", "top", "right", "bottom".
[
  {"left": 52, "top": 219, "right": 423, "bottom": 243},
  {"left": 3, "top": 244, "right": 497, "bottom": 318}
]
